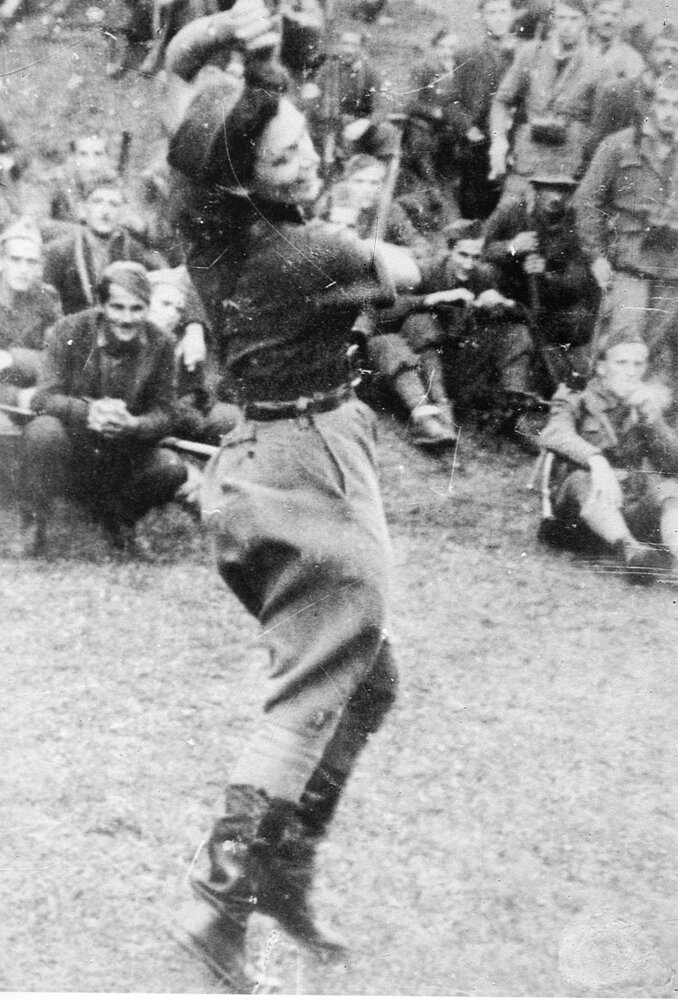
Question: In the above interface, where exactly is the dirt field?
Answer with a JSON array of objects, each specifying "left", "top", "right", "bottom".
[{"left": 1, "top": 0, "right": 677, "bottom": 994}]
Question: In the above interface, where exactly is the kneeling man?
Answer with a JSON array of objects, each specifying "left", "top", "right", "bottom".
[
  {"left": 22, "top": 261, "right": 187, "bottom": 554},
  {"left": 540, "top": 331, "right": 678, "bottom": 582}
]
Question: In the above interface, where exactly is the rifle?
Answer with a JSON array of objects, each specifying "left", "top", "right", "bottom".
[
  {"left": 0, "top": 404, "right": 218, "bottom": 459},
  {"left": 371, "top": 113, "right": 407, "bottom": 244},
  {"left": 318, "top": 0, "right": 339, "bottom": 183},
  {"left": 117, "top": 130, "right": 132, "bottom": 178}
]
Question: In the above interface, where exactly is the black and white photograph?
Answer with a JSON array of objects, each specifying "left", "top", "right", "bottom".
[{"left": 1, "top": 0, "right": 677, "bottom": 991}]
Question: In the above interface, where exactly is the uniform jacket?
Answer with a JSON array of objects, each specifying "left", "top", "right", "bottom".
[
  {"left": 0, "top": 278, "right": 61, "bottom": 404},
  {"left": 447, "top": 39, "right": 516, "bottom": 139},
  {"left": 32, "top": 307, "right": 177, "bottom": 442},
  {"left": 43, "top": 227, "right": 166, "bottom": 315},
  {"left": 574, "top": 125, "right": 678, "bottom": 282},
  {"left": 483, "top": 197, "right": 599, "bottom": 344},
  {"left": 590, "top": 38, "right": 645, "bottom": 88},
  {"left": 492, "top": 38, "right": 599, "bottom": 177},
  {"left": 541, "top": 377, "right": 678, "bottom": 473}
]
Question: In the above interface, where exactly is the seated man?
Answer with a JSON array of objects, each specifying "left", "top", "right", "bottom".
[
  {"left": 0, "top": 221, "right": 61, "bottom": 431},
  {"left": 21, "top": 262, "right": 187, "bottom": 555},
  {"left": 484, "top": 173, "right": 600, "bottom": 394},
  {"left": 371, "top": 219, "right": 534, "bottom": 442},
  {"left": 539, "top": 331, "right": 678, "bottom": 583},
  {"left": 43, "top": 171, "right": 166, "bottom": 315}
]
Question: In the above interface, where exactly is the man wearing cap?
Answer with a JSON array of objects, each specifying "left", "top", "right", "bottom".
[
  {"left": 0, "top": 221, "right": 61, "bottom": 432},
  {"left": 489, "top": 0, "right": 599, "bottom": 191},
  {"left": 540, "top": 330, "right": 678, "bottom": 582},
  {"left": 20, "top": 261, "right": 187, "bottom": 555},
  {"left": 484, "top": 172, "right": 600, "bottom": 392},
  {"left": 43, "top": 172, "right": 166, "bottom": 316},
  {"left": 574, "top": 73, "right": 678, "bottom": 387}
]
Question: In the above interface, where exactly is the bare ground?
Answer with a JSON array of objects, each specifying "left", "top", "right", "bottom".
[{"left": 2, "top": 413, "right": 678, "bottom": 995}]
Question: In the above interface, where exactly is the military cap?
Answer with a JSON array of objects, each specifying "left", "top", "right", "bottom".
[
  {"left": 443, "top": 218, "right": 485, "bottom": 246},
  {"left": 595, "top": 327, "right": 648, "bottom": 360},
  {"left": 148, "top": 266, "right": 191, "bottom": 296},
  {"left": 99, "top": 261, "right": 151, "bottom": 304},
  {"left": 529, "top": 173, "right": 578, "bottom": 190},
  {"left": 0, "top": 218, "right": 42, "bottom": 249}
]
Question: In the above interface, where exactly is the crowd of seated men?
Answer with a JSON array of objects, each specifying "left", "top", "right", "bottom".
[{"left": 0, "top": 0, "right": 677, "bottom": 575}]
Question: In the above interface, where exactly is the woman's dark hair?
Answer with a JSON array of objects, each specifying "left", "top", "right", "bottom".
[{"left": 168, "top": 61, "right": 289, "bottom": 190}]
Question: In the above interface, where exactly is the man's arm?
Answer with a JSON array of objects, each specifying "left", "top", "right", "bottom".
[
  {"left": 488, "top": 45, "right": 530, "bottom": 178},
  {"left": 540, "top": 385, "right": 604, "bottom": 466},
  {"left": 574, "top": 135, "right": 624, "bottom": 288},
  {"left": 31, "top": 321, "right": 91, "bottom": 428}
]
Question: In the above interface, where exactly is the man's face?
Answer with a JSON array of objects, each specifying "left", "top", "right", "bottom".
[
  {"left": 73, "top": 136, "right": 112, "bottom": 183},
  {"left": 482, "top": 0, "right": 513, "bottom": 40},
  {"left": 148, "top": 283, "right": 186, "bottom": 336},
  {"left": 103, "top": 283, "right": 148, "bottom": 343},
  {"left": 553, "top": 3, "right": 586, "bottom": 47},
  {"left": 648, "top": 36, "right": 678, "bottom": 75},
  {"left": 1, "top": 237, "right": 42, "bottom": 293},
  {"left": 651, "top": 86, "right": 678, "bottom": 141},
  {"left": 83, "top": 186, "right": 124, "bottom": 238},
  {"left": 597, "top": 342, "right": 648, "bottom": 400},
  {"left": 592, "top": 0, "right": 623, "bottom": 41},
  {"left": 449, "top": 238, "right": 483, "bottom": 282},
  {"left": 337, "top": 32, "right": 362, "bottom": 63},
  {"left": 433, "top": 32, "right": 458, "bottom": 70},
  {"left": 346, "top": 164, "right": 386, "bottom": 210}
]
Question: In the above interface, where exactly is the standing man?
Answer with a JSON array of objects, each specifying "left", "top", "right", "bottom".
[
  {"left": 588, "top": 0, "right": 645, "bottom": 86},
  {"left": 445, "top": 0, "right": 516, "bottom": 219},
  {"left": 582, "top": 21, "right": 677, "bottom": 166},
  {"left": 0, "top": 221, "right": 61, "bottom": 428},
  {"left": 574, "top": 73, "right": 678, "bottom": 387},
  {"left": 43, "top": 172, "right": 166, "bottom": 316},
  {"left": 489, "top": 0, "right": 598, "bottom": 193},
  {"left": 21, "top": 262, "right": 186, "bottom": 555}
]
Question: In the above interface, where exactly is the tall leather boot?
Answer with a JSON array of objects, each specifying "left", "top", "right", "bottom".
[
  {"left": 255, "top": 764, "right": 348, "bottom": 957},
  {"left": 177, "top": 784, "right": 270, "bottom": 991}
]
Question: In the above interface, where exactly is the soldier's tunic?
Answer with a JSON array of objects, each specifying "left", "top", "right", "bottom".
[
  {"left": 43, "top": 227, "right": 166, "bottom": 316},
  {"left": 0, "top": 277, "right": 61, "bottom": 411},
  {"left": 574, "top": 123, "right": 678, "bottom": 381},
  {"left": 493, "top": 37, "right": 599, "bottom": 182},
  {"left": 24, "top": 308, "right": 185, "bottom": 527},
  {"left": 541, "top": 377, "right": 678, "bottom": 539}
]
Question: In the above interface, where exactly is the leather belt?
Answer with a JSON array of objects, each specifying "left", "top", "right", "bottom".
[{"left": 244, "top": 384, "right": 352, "bottom": 422}]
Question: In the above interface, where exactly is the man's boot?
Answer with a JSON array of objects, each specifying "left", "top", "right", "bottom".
[
  {"left": 255, "top": 765, "right": 348, "bottom": 957},
  {"left": 176, "top": 785, "right": 269, "bottom": 991}
]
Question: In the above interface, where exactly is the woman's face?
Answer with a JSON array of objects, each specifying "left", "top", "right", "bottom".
[{"left": 253, "top": 99, "right": 321, "bottom": 205}]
